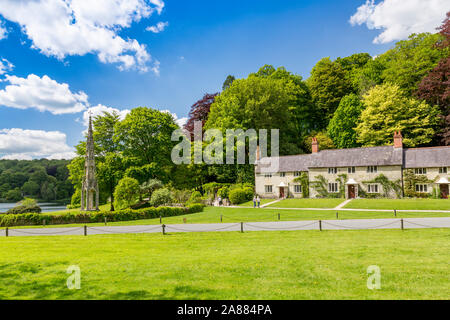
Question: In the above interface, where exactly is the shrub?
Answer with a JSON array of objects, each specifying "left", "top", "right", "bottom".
[
  {"left": 0, "top": 205, "right": 205, "bottom": 227},
  {"left": 217, "top": 187, "right": 229, "bottom": 199},
  {"left": 114, "top": 177, "right": 140, "bottom": 209},
  {"left": 172, "top": 189, "right": 192, "bottom": 204},
  {"left": 187, "top": 191, "right": 202, "bottom": 205},
  {"left": 6, "top": 205, "right": 42, "bottom": 215},
  {"left": 150, "top": 188, "right": 173, "bottom": 207},
  {"left": 229, "top": 188, "right": 248, "bottom": 205},
  {"left": 5, "top": 189, "right": 23, "bottom": 202}
]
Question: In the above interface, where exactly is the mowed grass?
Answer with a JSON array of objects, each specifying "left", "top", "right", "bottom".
[
  {"left": 8, "top": 206, "right": 450, "bottom": 229},
  {"left": 267, "top": 198, "right": 345, "bottom": 208},
  {"left": 238, "top": 199, "right": 274, "bottom": 207},
  {"left": 0, "top": 229, "right": 448, "bottom": 300},
  {"left": 345, "top": 199, "right": 450, "bottom": 211}
]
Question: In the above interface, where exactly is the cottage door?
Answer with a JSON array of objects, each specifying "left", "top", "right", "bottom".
[
  {"left": 440, "top": 184, "right": 449, "bottom": 199},
  {"left": 348, "top": 185, "right": 356, "bottom": 199},
  {"left": 280, "top": 187, "right": 285, "bottom": 198}
]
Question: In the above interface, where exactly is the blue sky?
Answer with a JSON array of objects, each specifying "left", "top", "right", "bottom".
[{"left": 0, "top": 0, "right": 447, "bottom": 159}]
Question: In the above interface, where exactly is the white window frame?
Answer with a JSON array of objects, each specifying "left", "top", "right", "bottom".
[
  {"left": 294, "top": 171, "right": 301, "bottom": 177},
  {"left": 264, "top": 173, "right": 272, "bottom": 178},
  {"left": 367, "top": 166, "right": 378, "bottom": 173},
  {"left": 348, "top": 167, "right": 355, "bottom": 174},
  {"left": 367, "top": 184, "right": 379, "bottom": 193},
  {"left": 279, "top": 172, "right": 286, "bottom": 177},
  {"left": 265, "top": 185, "right": 273, "bottom": 193},
  {"left": 415, "top": 184, "right": 428, "bottom": 193},
  {"left": 294, "top": 185, "right": 302, "bottom": 193},
  {"left": 328, "top": 182, "right": 339, "bottom": 193},
  {"left": 415, "top": 168, "right": 427, "bottom": 175},
  {"left": 439, "top": 167, "right": 447, "bottom": 174},
  {"left": 328, "top": 168, "right": 338, "bottom": 174}
]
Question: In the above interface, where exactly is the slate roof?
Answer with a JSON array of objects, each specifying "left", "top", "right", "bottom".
[
  {"left": 257, "top": 145, "right": 412, "bottom": 173},
  {"left": 403, "top": 147, "right": 450, "bottom": 168}
]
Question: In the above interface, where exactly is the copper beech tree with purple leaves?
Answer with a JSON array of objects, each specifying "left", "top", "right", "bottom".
[
  {"left": 184, "top": 93, "right": 219, "bottom": 140},
  {"left": 417, "top": 11, "right": 450, "bottom": 145}
]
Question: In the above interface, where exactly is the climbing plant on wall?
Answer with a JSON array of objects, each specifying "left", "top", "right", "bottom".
[
  {"left": 310, "top": 174, "right": 346, "bottom": 198},
  {"left": 293, "top": 172, "right": 310, "bottom": 198},
  {"left": 403, "top": 169, "right": 433, "bottom": 198},
  {"left": 363, "top": 174, "right": 402, "bottom": 198}
]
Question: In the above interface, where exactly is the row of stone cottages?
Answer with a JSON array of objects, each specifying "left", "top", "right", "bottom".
[{"left": 255, "top": 132, "right": 450, "bottom": 199}]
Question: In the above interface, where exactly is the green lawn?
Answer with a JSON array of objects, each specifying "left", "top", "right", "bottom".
[
  {"left": 238, "top": 199, "right": 274, "bottom": 207},
  {"left": 267, "top": 198, "right": 346, "bottom": 208},
  {"left": 345, "top": 199, "right": 450, "bottom": 210},
  {"left": 8, "top": 206, "right": 450, "bottom": 229},
  {"left": 0, "top": 229, "right": 448, "bottom": 299}
]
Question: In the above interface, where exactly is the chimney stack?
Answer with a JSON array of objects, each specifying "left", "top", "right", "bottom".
[
  {"left": 312, "top": 137, "right": 319, "bottom": 153},
  {"left": 256, "top": 145, "right": 261, "bottom": 161},
  {"left": 394, "top": 131, "right": 403, "bottom": 148}
]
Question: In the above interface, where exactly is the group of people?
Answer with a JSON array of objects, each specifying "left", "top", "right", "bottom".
[{"left": 253, "top": 196, "right": 261, "bottom": 208}]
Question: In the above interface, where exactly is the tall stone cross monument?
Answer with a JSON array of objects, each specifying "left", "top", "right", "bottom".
[{"left": 81, "top": 115, "right": 99, "bottom": 211}]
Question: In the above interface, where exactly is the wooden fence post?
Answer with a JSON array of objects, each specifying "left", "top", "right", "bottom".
[
  {"left": 336, "top": 212, "right": 339, "bottom": 219},
  {"left": 394, "top": 210, "right": 397, "bottom": 217},
  {"left": 162, "top": 224, "right": 166, "bottom": 235},
  {"left": 5, "top": 227, "right": 8, "bottom": 237},
  {"left": 241, "top": 222, "right": 244, "bottom": 233},
  {"left": 160, "top": 216, "right": 162, "bottom": 224},
  {"left": 278, "top": 213, "right": 280, "bottom": 221},
  {"left": 220, "top": 215, "right": 223, "bottom": 223},
  {"left": 319, "top": 220, "right": 322, "bottom": 231},
  {"left": 401, "top": 219, "right": 404, "bottom": 231},
  {"left": 84, "top": 225, "right": 87, "bottom": 236}
]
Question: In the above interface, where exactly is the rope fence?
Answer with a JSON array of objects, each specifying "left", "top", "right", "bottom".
[{"left": 1, "top": 218, "right": 448, "bottom": 237}]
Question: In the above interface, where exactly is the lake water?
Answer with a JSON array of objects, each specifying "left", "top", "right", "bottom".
[{"left": 0, "top": 203, "right": 67, "bottom": 213}]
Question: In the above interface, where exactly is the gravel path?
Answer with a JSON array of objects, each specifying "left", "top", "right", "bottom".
[{"left": 1, "top": 217, "right": 449, "bottom": 237}]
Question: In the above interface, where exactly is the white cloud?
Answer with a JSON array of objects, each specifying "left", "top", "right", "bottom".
[
  {"left": 81, "top": 104, "right": 131, "bottom": 126},
  {"left": 161, "top": 109, "right": 188, "bottom": 128},
  {"left": 0, "top": 128, "right": 75, "bottom": 160},
  {"left": 0, "top": 58, "right": 13, "bottom": 75},
  {"left": 350, "top": 0, "right": 449, "bottom": 44},
  {"left": 0, "top": 74, "right": 88, "bottom": 115},
  {"left": 0, "top": 22, "right": 7, "bottom": 40},
  {"left": 0, "top": 0, "right": 165, "bottom": 72},
  {"left": 146, "top": 21, "right": 169, "bottom": 33}
]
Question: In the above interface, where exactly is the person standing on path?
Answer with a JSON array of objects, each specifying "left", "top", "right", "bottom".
[
  {"left": 253, "top": 196, "right": 257, "bottom": 208},
  {"left": 257, "top": 196, "right": 261, "bottom": 208}
]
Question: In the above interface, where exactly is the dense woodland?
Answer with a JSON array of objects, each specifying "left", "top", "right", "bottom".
[
  {"left": 2, "top": 14, "right": 449, "bottom": 207},
  {"left": 0, "top": 159, "right": 73, "bottom": 203}
]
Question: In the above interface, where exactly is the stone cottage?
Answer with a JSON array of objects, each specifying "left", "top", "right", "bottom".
[{"left": 255, "top": 132, "right": 450, "bottom": 199}]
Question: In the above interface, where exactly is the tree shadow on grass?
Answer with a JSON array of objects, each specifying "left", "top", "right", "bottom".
[{"left": 104, "top": 285, "right": 219, "bottom": 300}]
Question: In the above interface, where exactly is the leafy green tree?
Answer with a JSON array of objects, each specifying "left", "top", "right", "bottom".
[
  {"left": 21, "top": 181, "right": 40, "bottom": 196},
  {"left": 114, "top": 177, "right": 140, "bottom": 209},
  {"left": 303, "top": 131, "right": 335, "bottom": 153},
  {"left": 222, "top": 75, "right": 235, "bottom": 91},
  {"left": 6, "top": 188, "right": 22, "bottom": 202},
  {"left": 115, "top": 107, "right": 179, "bottom": 166},
  {"left": 328, "top": 94, "right": 365, "bottom": 148},
  {"left": 97, "top": 153, "right": 125, "bottom": 211},
  {"left": 356, "top": 84, "right": 440, "bottom": 147},
  {"left": 307, "top": 58, "right": 354, "bottom": 127},
  {"left": 378, "top": 33, "right": 448, "bottom": 95},
  {"left": 207, "top": 66, "right": 315, "bottom": 155}
]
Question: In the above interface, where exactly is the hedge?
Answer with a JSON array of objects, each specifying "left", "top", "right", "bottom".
[{"left": 0, "top": 204, "right": 204, "bottom": 227}]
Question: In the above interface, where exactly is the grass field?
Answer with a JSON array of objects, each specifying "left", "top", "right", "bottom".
[
  {"left": 0, "top": 229, "right": 448, "bottom": 300},
  {"left": 8, "top": 206, "right": 450, "bottom": 229},
  {"left": 267, "top": 198, "right": 345, "bottom": 208},
  {"left": 238, "top": 199, "right": 274, "bottom": 207},
  {"left": 345, "top": 199, "right": 450, "bottom": 210}
]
